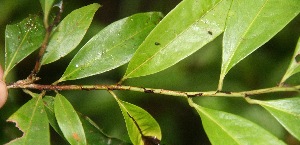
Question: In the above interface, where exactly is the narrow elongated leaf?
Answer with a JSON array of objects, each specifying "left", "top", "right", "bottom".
[
  {"left": 122, "top": 0, "right": 231, "bottom": 79},
  {"left": 281, "top": 37, "right": 300, "bottom": 83},
  {"left": 117, "top": 99, "right": 161, "bottom": 145},
  {"left": 250, "top": 97, "right": 300, "bottom": 140},
  {"left": 58, "top": 12, "right": 163, "bottom": 82},
  {"left": 219, "top": 0, "right": 300, "bottom": 89},
  {"left": 79, "top": 113, "right": 131, "bottom": 145},
  {"left": 43, "top": 96, "right": 64, "bottom": 137},
  {"left": 54, "top": 93, "right": 86, "bottom": 145},
  {"left": 189, "top": 99, "right": 285, "bottom": 145},
  {"left": 4, "top": 15, "right": 45, "bottom": 78},
  {"left": 6, "top": 96, "right": 50, "bottom": 145},
  {"left": 41, "top": 3, "right": 100, "bottom": 65},
  {"left": 39, "top": 0, "right": 55, "bottom": 22}
]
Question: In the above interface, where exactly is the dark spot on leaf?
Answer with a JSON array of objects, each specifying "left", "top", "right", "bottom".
[
  {"left": 155, "top": 42, "right": 160, "bottom": 45},
  {"left": 142, "top": 136, "right": 161, "bottom": 145},
  {"left": 295, "top": 54, "right": 300, "bottom": 63},
  {"left": 208, "top": 31, "right": 212, "bottom": 35}
]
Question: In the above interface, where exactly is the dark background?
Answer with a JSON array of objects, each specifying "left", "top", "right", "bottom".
[{"left": 0, "top": 0, "right": 299, "bottom": 144}]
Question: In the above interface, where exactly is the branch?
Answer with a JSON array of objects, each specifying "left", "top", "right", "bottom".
[
  {"left": 29, "top": 2, "right": 64, "bottom": 80},
  {"left": 7, "top": 83, "right": 300, "bottom": 98}
]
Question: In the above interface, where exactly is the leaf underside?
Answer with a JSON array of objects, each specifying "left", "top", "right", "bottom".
[
  {"left": 190, "top": 100, "right": 285, "bottom": 145},
  {"left": 6, "top": 96, "right": 50, "bottom": 145}
]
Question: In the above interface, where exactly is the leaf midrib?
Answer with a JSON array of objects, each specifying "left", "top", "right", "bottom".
[{"left": 124, "top": 0, "right": 225, "bottom": 78}]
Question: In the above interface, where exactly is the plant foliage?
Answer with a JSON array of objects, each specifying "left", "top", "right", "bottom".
[{"left": 1, "top": 0, "right": 300, "bottom": 144}]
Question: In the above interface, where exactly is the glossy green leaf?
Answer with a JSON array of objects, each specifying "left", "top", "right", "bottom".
[
  {"left": 58, "top": 12, "right": 163, "bottom": 82},
  {"left": 219, "top": 0, "right": 300, "bottom": 89},
  {"left": 4, "top": 15, "right": 45, "bottom": 79},
  {"left": 41, "top": 3, "right": 100, "bottom": 65},
  {"left": 54, "top": 93, "right": 86, "bottom": 145},
  {"left": 39, "top": 0, "right": 55, "bottom": 22},
  {"left": 189, "top": 99, "right": 285, "bottom": 145},
  {"left": 117, "top": 99, "right": 161, "bottom": 145},
  {"left": 122, "top": 0, "right": 231, "bottom": 79},
  {"left": 281, "top": 37, "right": 300, "bottom": 83},
  {"left": 6, "top": 96, "right": 50, "bottom": 145},
  {"left": 251, "top": 97, "right": 300, "bottom": 140},
  {"left": 43, "top": 96, "right": 64, "bottom": 137},
  {"left": 79, "top": 113, "right": 131, "bottom": 145}
]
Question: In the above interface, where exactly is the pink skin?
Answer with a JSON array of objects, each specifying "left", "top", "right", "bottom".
[{"left": 0, "top": 65, "right": 8, "bottom": 108}]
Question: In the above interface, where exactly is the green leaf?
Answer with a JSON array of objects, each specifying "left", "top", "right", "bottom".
[
  {"left": 41, "top": 3, "right": 100, "bottom": 65},
  {"left": 250, "top": 97, "right": 300, "bottom": 141},
  {"left": 117, "top": 99, "right": 161, "bottom": 145},
  {"left": 39, "top": 0, "right": 55, "bottom": 22},
  {"left": 122, "top": 0, "right": 231, "bottom": 79},
  {"left": 79, "top": 113, "right": 131, "bottom": 145},
  {"left": 54, "top": 93, "right": 86, "bottom": 145},
  {"left": 4, "top": 15, "right": 45, "bottom": 79},
  {"left": 6, "top": 96, "right": 50, "bottom": 145},
  {"left": 189, "top": 99, "right": 285, "bottom": 145},
  {"left": 43, "top": 96, "right": 64, "bottom": 137},
  {"left": 281, "top": 37, "right": 300, "bottom": 83},
  {"left": 219, "top": 0, "right": 300, "bottom": 89},
  {"left": 58, "top": 12, "right": 163, "bottom": 82}
]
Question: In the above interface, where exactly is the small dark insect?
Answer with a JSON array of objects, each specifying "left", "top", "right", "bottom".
[
  {"left": 155, "top": 42, "right": 160, "bottom": 45},
  {"left": 208, "top": 31, "right": 213, "bottom": 35}
]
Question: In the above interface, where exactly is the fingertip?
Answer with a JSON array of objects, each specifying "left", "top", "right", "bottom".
[{"left": 0, "top": 64, "right": 8, "bottom": 109}]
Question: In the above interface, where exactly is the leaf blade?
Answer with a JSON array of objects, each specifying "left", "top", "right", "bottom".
[
  {"left": 123, "top": 0, "right": 232, "bottom": 79},
  {"left": 41, "top": 3, "right": 100, "bottom": 65},
  {"left": 59, "top": 12, "right": 163, "bottom": 82},
  {"left": 190, "top": 100, "right": 285, "bottom": 145},
  {"left": 6, "top": 96, "right": 50, "bottom": 145},
  {"left": 281, "top": 37, "right": 300, "bottom": 83},
  {"left": 117, "top": 99, "right": 161, "bottom": 145},
  {"left": 54, "top": 93, "right": 86, "bottom": 145},
  {"left": 219, "top": 0, "right": 300, "bottom": 89},
  {"left": 39, "top": 0, "right": 55, "bottom": 22},
  {"left": 4, "top": 15, "right": 45, "bottom": 78},
  {"left": 253, "top": 97, "right": 300, "bottom": 140}
]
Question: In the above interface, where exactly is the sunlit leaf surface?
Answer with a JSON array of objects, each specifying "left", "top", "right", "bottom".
[
  {"left": 219, "top": 0, "right": 300, "bottom": 89},
  {"left": 253, "top": 97, "right": 300, "bottom": 140},
  {"left": 4, "top": 15, "right": 45, "bottom": 79},
  {"left": 123, "top": 0, "right": 231, "bottom": 79},
  {"left": 54, "top": 93, "right": 86, "bottom": 145},
  {"left": 59, "top": 12, "right": 163, "bottom": 82},
  {"left": 190, "top": 100, "right": 285, "bottom": 145},
  {"left": 41, "top": 3, "right": 100, "bottom": 64},
  {"left": 6, "top": 96, "right": 50, "bottom": 145}
]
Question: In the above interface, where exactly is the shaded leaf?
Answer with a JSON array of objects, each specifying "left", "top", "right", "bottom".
[
  {"left": 59, "top": 12, "right": 163, "bottom": 82},
  {"left": 281, "top": 37, "right": 300, "bottom": 83},
  {"left": 54, "top": 93, "right": 86, "bottom": 145},
  {"left": 117, "top": 99, "right": 161, "bottom": 145},
  {"left": 250, "top": 97, "right": 300, "bottom": 141},
  {"left": 6, "top": 96, "right": 50, "bottom": 145},
  {"left": 4, "top": 15, "right": 45, "bottom": 79},
  {"left": 219, "top": 0, "right": 300, "bottom": 89},
  {"left": 189, "top": 99, "right": 285, "bottom": 145},
  {"left": 41, "top": 3, "right": 100, "bottom": 65},
  {"left": 79, "top": 113, "right": 131, "bottom": 145},
  {"left": 39, "top": 0, "right": 55, "bottom": 22},
  {"left": 122, "top": 0, "right": 231, "bottom": 79},
  {"left": 43, "top": 96, "right": 64, "bottom": 137}
]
